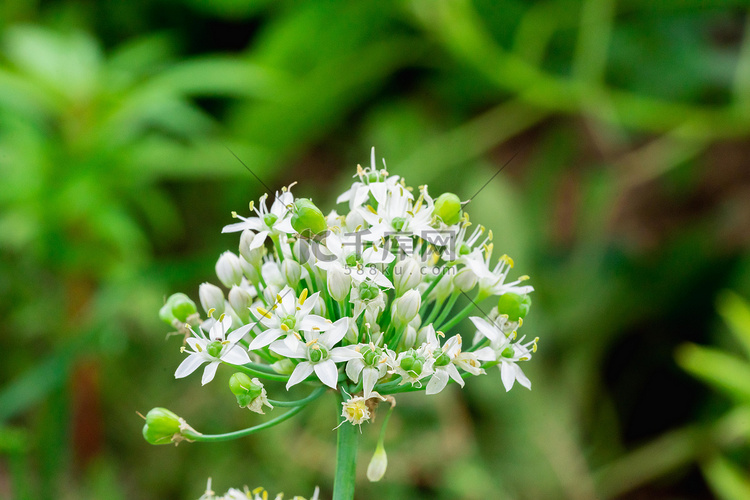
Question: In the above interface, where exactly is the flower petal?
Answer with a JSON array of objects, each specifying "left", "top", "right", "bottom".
[
  {"left": 345, "top": 358, "right": 364, "bottom": 383},
  {"left": 287, "top": 362, "right": 314, "bottom": 390},
  {"left": 248, "top": 328, "right": 283, "bottom": 350},
  {"left": 175, "top": 353, "right": 204, "bottom": 379},
  {"left": 201, "top": 361, "right": 220, "bottom": 385},
  {"left": 426, "top": 369, "right": 449, "bottom": 395},
  {"left": 314, "top": 360, "right": 339, "bottom": 389},
  {"left": 362, "top": 366, "right": 380, "bottom": 398},
  {"left": 469, "top": 316, "right": 499, "bottom": 342},
  {"left": 221, "top": 345, "right": 251, "bottom": 365}
]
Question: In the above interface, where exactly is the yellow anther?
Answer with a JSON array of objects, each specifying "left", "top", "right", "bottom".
[
  {"left": 231, "top": 211, "right": 238, "bottom": 218},
  {"left": 518, "top": 318, "right": 524, "bottom": 327},
  {"left": 280, "top": 324, "right": 289, "bottom": 332},
  {"left": 519, "top": 275, "right": 530, "bottom": 281},
  {"left": 294, "top": 332, "right": 302, "bottom": 340},
  {"left": 500, "top": 254, "right": 515, "bottom": 268},
  {"left": 248, "top": 201, "right": 255, "bottom": 211},
  {"left": 299, "top": 288, "right": 308, "bottom": 305},
  {"left": 276, "top": 293, "right": 283, "bottom": 303},
  {"left": 437, "top": 330, "right": 445, "bottom": 338},
  {"left": 256, "top": 307, "right": 271, "bottom": 318},
  {"left": 196, "top": 344, "right": 203, "bottom": 352},
  {"left": 207, "top": 308, "right": 215, "bottom": 318},
  {"left": 218, "top": 313, "right": 225, "bottom": 323},
  {"left": 306, "top": 339, "right": 319, "bottom": 347},
  {"left": 180, "top": 346, "right": 186, "bottom": 353},
  {"left": 488, "top": 230, "right": 494, "bottom": 241},
  {"left": 367, "top": 205, "right": 377, "bottom": 214}
]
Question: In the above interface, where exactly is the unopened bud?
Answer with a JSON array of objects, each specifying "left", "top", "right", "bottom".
[
  {"left": 229, "top": 373, "right": 273, "bottom": 414},
  {"left": 271, "top": 358, "right": 295, "bottom": 375},
  {"left": 239, "top": 230, "right": 264, "bottom": 268},
  {"left": 142, "top": 407, "right": 195, "bottom": 445},
  {"left": 367, "top": 442, "right": 388, "bottom": 482},
  {"left": 393, "top": 258, "right": 421, "bottom": 296},
  {"left": 239, "top": 257, "right": 260, "bottom": 284},
  {"left": 228, "top": 286, "right": 252, "bottom": 323},
  {"left": 328, "top": 266, "right": 352, "bottom": 302},
  {"left": 199, "top": 283, "right": 225, "bottom": 318},
  {"left": 281, "top": 259, "right": 302, "bottom": 286},
  {"left": 392, "top": 289, "right": 420, "bottom": 325},
  {"left": 291, "top": 198, "right": 328, "bottom": 237},
  {"left": 453, "top": 267, "right": 477, "bottom": 292},
  {"left": 159, "top": 293, "right": 197, "bottom": 326},
  {"left": 402, "top": 325, "right": 417, "bottom": 349},
  {"left": 216, "top": 251, "right": 243, "bottom": 288},
  {"left": 434, "top": 193, "right": 462, "bottom": 225},
  {"left": 497, "top": 292, "right": 531, "bottom": 321}
]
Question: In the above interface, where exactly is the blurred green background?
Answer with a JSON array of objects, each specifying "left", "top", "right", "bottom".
[{"left": 3, "top": 0, "right": 750, "bottom": 498}]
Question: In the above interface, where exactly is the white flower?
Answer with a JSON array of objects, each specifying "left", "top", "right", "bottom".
[
  {"left": 422, "top": 327, "right": 484, "bottom": 395},
  {"left": 387, "top": 345, "right": 433, "bottom": 387},
  {"left": 315, "top": 231, "right": 395, "bottom": 289},
  {"left": 460, "top": 245, "right": 533, "bottom": 298},
  {"left": 359, "top": 184, "right": 434, "bottom": 242},
  {"left": 222, "top": 189, "right": 295, "bottom": 246},
  {"left": 269, "top": 318, "right": 361, "bottom": 389},
  {"left": 345, "top": 343, "right": 388, "bottom": 398},
  {"left": 337, "top": 147, "right": 407, "bottom": 211},
  {"left": 471, "top": 316, "right": 537, "bottom": 391},
  {"left": 248, "top": 287, "right": 330, "bottom": 350},
  {"left": 349, "top": 281, "right": 386, "bottom": 324},
  {"left": 175, "top": 315, "right": 252, "bottom": 385}
]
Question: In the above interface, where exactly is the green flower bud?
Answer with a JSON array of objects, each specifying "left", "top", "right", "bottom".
[
  {"left": 308, "top": 345, "right": 329, "bottom": 363},
  {"left": 229, "top": 372, "right": 262, "bottom": 406},
  {"left": 263, "top": 213, "right": 279, "bottom": 228},
  {"left": 391, "top": 217, "right": 406, "bottom": 232},
  {"left": 291, "top": 198, "right": 327, "bottom": 236},
  {"left": 434, "top": 193, "right": 462, "bottom": 225},
  {"left": 159, "top": 293, "right": 197, "bottom": 325},
  {"left": 206, "top": 340, "right": 223, "bottom": 358},
  {"left": 497, "top": 293, "right": 531, "bottom": 321},
  {"left": 434, "top": 351, "right": 451, "bottom": 367},
  {"left": 142, "top": 408, "right": 183, "bottom": 445},
  {"left": 345, "top": 253, "right": 358, "bottom": 267},
  {"left": 358, "top": 281, "right": 380, "bottom": 301}
]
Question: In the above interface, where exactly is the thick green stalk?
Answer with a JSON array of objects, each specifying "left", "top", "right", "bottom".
[{"left": 333, "top": 392, "right": 359, "bottom": 500}]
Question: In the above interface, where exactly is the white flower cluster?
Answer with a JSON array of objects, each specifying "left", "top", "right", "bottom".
[
  {"left": 163, "top": 149, "right": 538, "bottom": 424},
  {"left": 199, "top": 478, "right": 319, "bottom": 500}
]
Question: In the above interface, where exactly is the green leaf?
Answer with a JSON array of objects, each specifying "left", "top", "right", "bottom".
[
  {"left": 717, "top": 291, "right": 750, "bottom": 360},
  {"left": 701, "top": 454, "right": 750, "bottom": 500},
  {"left": 676, "top": 343, "right": 750, "bottom": 402}
]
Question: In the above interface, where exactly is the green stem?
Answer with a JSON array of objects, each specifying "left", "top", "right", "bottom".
[
  {"left": 438, "top": 298, "right": 478, "bottom": 332},
  {"left": 332, "top": 391, "right": 359, "bottom": 500},
  {"left": 234, "top": 363, "right": 290, "bottom": 382},
  {"left": 183, "top": 405, "right": 305, "bottom": 442},
  {"left": 433, "top": 292, "right": 460, "bottom": 330},
  {"left": 268, "top": 386, "right": 327, "bottom": 407}
]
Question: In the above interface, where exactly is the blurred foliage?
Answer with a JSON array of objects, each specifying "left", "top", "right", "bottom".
[{"left": 2, "top": 0, "right": 750, "bottom": 499}]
